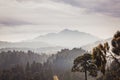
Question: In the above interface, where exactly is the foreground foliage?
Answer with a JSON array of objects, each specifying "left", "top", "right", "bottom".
[
  {"left": 72, "top": 53, "right": 97, "bottom": 80},
  {"left": 72, "top": 31, "right": 120, "bottom": 80}
]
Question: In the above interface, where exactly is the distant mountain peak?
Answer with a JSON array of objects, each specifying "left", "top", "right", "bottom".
[
  {"left": 0, "top": 29, "right": 101, "bottom": 49},
  {"left": 30, "top": 29, "right": 101, "bottom": 48},
  {"left": 61, "top": 29, "right": 71, "bottom": 32},
  {"left": 60, "top": 29, "right": 80, "bottom": 34}
]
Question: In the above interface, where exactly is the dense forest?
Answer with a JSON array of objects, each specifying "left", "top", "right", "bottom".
[
  {"left": 0, "top": 50, "right": 48, "bottom": 69},
  {"left": 0, "top": 48, "right": 93, "bottom": 80}
]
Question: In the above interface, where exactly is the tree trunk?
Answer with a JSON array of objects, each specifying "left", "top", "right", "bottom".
[{"left": 85, "top": 68, "right": 87, "bottom": 80}]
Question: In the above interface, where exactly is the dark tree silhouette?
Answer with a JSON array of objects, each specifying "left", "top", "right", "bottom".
[
  {"left": 92, "top": 43, "right": 109, "bottom": 75},
  {"left": 72, "top": 53, "right": 97, "bottom": 80},
  {"left": 111, "top": 31, "right": 120, "bottom": 54},
  {"left": 92, "top": 31, "right": 120, "bottom": 80},
  {"left": 72, "top": 31, "right": 120, "bottom": 80}
]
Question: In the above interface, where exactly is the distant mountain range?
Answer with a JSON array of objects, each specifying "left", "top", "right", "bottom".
[
  {"left": 29, "top": 29, "right": 100, "bottom": 48},
  {"left": 0, "top": 29, "right": 101, "bottom": 53},
  {"left": 0, "top": 41, "right": 52, "bottom": 48}
]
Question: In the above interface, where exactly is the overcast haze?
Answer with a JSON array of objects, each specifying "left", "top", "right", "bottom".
[{"left": 0, "top": 0, "right": 120, "bottom": 42}]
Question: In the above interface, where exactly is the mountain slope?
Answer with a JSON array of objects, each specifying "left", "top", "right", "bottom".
[
  {"left": 0, "top": 29, "right": 101, "bottom": 53},
  {"left": 31, "top": 29, "right": 100, "bottom": 48}
]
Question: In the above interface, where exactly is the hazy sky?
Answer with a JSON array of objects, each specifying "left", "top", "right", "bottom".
[{"left": 0, "top": 0, "right": 120, "bottom": 42}]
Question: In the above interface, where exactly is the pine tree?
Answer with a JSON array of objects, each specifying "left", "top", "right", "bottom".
[{"left": 72, "top": 53, "right": 97, "bottom": 80}]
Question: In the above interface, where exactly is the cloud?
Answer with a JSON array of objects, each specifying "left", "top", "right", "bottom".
[
  {"left": 0, "top": 18, "right": 34, "bottom": 26},
  {"left": 14, "top": 0, "right": 120, "bottom": 17},
  {"left": 53, "top": 0, "right": 120, "bottom": 17},
  {"left": 0, "top": 0, "right": 88, "bottom": 26},
  {"left": 11, "top": 0, "right": 120, "bottom": 17},
  {"left": 0, "top": 0, "right": 120, "bottom": 42}
]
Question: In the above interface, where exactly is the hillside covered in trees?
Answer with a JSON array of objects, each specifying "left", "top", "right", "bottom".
[
  {"left": 0, "top": 48, "right": 95, "bottom": 80},
  {"left": 0, "top": 50, "right": 48, "bottom": 69}
]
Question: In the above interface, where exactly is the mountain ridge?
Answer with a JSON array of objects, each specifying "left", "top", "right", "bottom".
[
  {"left": 30, "top": 29, "right": 101, "bottom": 48},
  {"left": 0, "top": 29, "right": 101, "bottom": 53}
]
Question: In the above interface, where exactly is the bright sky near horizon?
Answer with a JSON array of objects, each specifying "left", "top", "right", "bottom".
[{"left": 0, "top": 0, "right": 120, "bottom": 42}]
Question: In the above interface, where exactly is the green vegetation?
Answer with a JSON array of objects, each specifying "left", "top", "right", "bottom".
[
  {"left": 72, "top": 31, "right": 120, "bottom": 80},
  {"left": 0, "top": 48, "right": 89, "bottom": 80},
  {"left": 72, "top": 53, "right": 97, "bottom": 80}
]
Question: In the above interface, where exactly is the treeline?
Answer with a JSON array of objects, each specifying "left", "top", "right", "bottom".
[
  {"left": 0, "top": 46, "right": 119, "bottom": 80},
  {"left": 0, "top": 61, "right": 53, "bottom": 80},
  {"left": 0, "top": 60, "right": 84, "bottom": 80},
  {"left": 0, "top": 50, "right": 48, "bottom": 69},
  {"left": 0, "top": 48, "right": 93, "bottom": 80}
]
